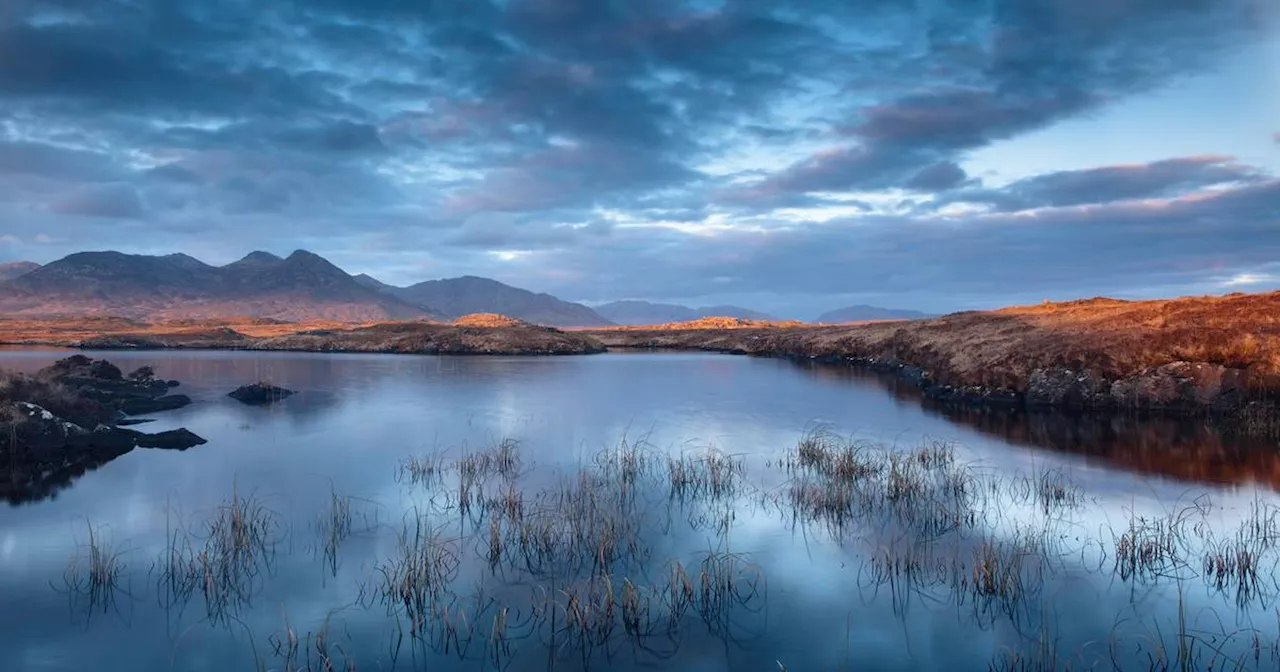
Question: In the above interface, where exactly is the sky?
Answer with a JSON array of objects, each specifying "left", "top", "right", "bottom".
[{"left": 0, "top": 0, "right": 1277, "bottom": 318}]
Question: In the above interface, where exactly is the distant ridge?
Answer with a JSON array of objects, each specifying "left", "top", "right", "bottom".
[
  {"left": 0, "top": 250, "right": 440, "bottom": 321},
  {"left": 361, "top": 274, "right": 613, "bottom": 327},
  {"left": 0, "top": 261, "right": 40, "bottom": 280},
  {"left": 814, "top": 305, "right": 933, "bottom": 323},
  {"left": 594, "top": 300, "right": 778, "bottom": 325}
]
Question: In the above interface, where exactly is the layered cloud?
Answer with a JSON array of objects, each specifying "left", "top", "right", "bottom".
[{"left": 0, "top": 0, "right": 1276, "bottom": 313}]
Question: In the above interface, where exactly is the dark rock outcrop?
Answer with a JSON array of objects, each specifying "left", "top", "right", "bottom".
[
  {"left": 1, "top": 357, "right": 208, "bottom": 504},
  {"left": 136, "top": 428, "right": 207, "bottom": 449},
  {"left": 228, "top": 382, "right": 295, "bottom": 405}
]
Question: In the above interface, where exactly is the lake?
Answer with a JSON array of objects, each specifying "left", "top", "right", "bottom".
[{"left": 1, "top": 349, "right": 1278, "bottom": 671}]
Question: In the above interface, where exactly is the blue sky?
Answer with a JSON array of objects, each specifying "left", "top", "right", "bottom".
[{"left": 0, "top": 0, "right": 1277, "bottom": 318}]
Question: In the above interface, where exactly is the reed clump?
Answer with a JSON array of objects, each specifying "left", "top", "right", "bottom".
[
  {"left": 155, "top": 486, "right": 280, "bottom": 622},
  {"left": 375, "top": 515, "right": 461, "bottom": 634},
  {"left": 62, "top": 521, "right": 128, "bottom": 615}
]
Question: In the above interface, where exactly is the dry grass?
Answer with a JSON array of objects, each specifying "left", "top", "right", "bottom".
[
  {"left": 0, "top": 317, "right": 605, "bottom": 355},
  {"left": 0, "top": 368, "right": 116, "bottom": 429},
  {"left": 452, "top": 313, "right": 528, "bottom": 328},
  {"left": 583, "top": 289, "right": 1280, "bottom": 405},
  {"left": 61, "top": 521, "right": 128, "bottom": 615},
  {"left": 591, "top": 316, "right": 812, "bottom": 330},
  {"left": 155, "top": 485, "right": 281, "bottom": 622}
]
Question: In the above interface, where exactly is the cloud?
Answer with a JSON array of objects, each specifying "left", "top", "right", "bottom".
[
  {"left": 523, "top": 178, "right": 1280, "bottom": 306},
  {"left": 0, "top": 0, "right": 1274, "bottom": 309},
  {"left": 0, "top": 141, "right": 121, "bottom": 181},
  {"left": 49, "top": 183, "right": 145, "bottom": 219},
  {"left": 905, "top": 161, "right": 971, "bottom": 192},
  {"left": 950, "top": 156, "right": 1264, "bottom": 211}
]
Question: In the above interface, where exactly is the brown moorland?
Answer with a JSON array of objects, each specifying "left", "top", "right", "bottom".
[
  {"left": 0, "top": 317, "right": 605, "bottom": 356},
  {"left": 582, "top": 291, "right": 1280, "bottom": 413},
  {"left": 582, "top": 316, "right": 812, "bottom": 330},
  {"left": 3, "top": 290, "right": 1278, "bottom": 413},
  {"left": 452, "top": 313, "right": 529, "bottom": 328}
]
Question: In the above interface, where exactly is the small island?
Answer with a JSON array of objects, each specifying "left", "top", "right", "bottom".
[{"left": 1, "top": 356, "right": 206, "bottom": 503}]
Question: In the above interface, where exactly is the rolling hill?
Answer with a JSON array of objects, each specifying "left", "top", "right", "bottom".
[
  {"left": 814, "top": 305, "right": 933, "bottom": 323},
  {"left": 593, "top": 300, "right": 778, "bottom": 325},
  {"left": 0, "top": 261, "right": 40, "bottom": 280},
  {"left": 358, "top": 274, "right": 613, "bottom": 327}
]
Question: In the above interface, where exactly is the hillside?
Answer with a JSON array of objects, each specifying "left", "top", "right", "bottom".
[
  {"left": 815, "top": 304, "right": 933, "bottom": 323},
  {"left": 0, "top": 250, "right": 439, "bottom": 321},
  {"left": 363, "top": 274, "right": 613, "bottom": 327},
  {"left": 593, "top": 300, "right": 778, "bottom": 325},
  {"left": 583, "top": 290, "right": 1280, "bottom": 414},
  {"left": 0, "top": 261, "right": 39, "bottom": 280}
]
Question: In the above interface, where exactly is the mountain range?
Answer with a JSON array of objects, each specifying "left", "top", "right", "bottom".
[
  {"left": 593, "top": 300, "right": 779, "bottom": 325},
  {"left": 0, "top": 250, "right": 932, "bottom": 326},
  {"left": 0, "top": 250, "right": 436, "bottom": 321},
  {"left": 354, "top": 274, "right": 613, "bottom": 327}
]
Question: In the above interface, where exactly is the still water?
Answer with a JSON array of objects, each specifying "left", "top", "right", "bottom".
[{"left": 1, "top": 349, "right": 1277, "bottom": 671}]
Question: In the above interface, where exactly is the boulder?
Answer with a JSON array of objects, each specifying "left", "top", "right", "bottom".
[
  {"left": 228, "top": 382, "right": 295, "bottom": 406},
  {"left": 67, "top": 425, "right": 142, "bottom": 452},
  {"left": 136, "top": 428, "right": 207, "bottom": 450},
  {"left": 8, "top": 402, "right": 89, "bottom": 452},
  {"left": 89, "top": 359, "right": 123, "bottom": 380}
]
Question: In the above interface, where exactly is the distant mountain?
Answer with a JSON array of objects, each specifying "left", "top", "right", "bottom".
[
  {"left": 814, "top": 305, "right": 933, "bottom": 323},
  {"left": 594, "top": 300, "right": 779, "bottom": 326},
  {"left": 0, "top": 250, "right": 439, "bottom": 321},
  {"left": 0, "top": 261, "right": 40, "bottom": 280},
  {"left": 361, "top": 274, "right": 613, "bottom": 327}
]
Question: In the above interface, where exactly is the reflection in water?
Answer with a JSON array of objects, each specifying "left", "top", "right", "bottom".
[
  {"left": 1, "top": 443, "right": 132, "bottom": 506},
  {"left": 794, "top": 360, "right": 1280, "bottom": 491},
  {"left": 1, "top": 350, "right": 1279, "bottom": 670}
]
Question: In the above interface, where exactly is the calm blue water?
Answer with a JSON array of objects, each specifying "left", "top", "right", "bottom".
[{"left": 0, "top": 349, "right": 1276, "bottom": 671}]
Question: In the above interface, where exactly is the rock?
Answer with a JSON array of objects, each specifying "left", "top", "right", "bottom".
[
  {"left": 1026, "top": 368, "right": 1111, "bottom": 408},
  {"left": 228, "top": 382, "right": 295, "bottom": 406},
  {"left": 67, "top": 425, "right": 142, "bottom": 451},
  {"left": 116, "top": 418, "right": 156, "bottom": 426},
  {"left": 120, "top": 394, "right": 192, "bottom": 416},
  {"left": 136, "top": 428, "right": 207, "bottom": 450},
  {"left": 166, "top": 380, "right": 181, "bottom": 388},
  {"left": 88, "top": 360, "right": 123, "bottom": 380},
  {"left": 9, "top": 402, "right": 89, "bottom": 452},
  {"left": 127, "top": 366, "right": 156, "bottom": 381},
  {"left": 1110, "top": 361, "right": 1249, "bottom": 411}
]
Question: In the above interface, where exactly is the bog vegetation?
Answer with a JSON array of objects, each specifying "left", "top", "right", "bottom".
[{"left": 49, "top": 428, "right": 1280, "bottom": 670}]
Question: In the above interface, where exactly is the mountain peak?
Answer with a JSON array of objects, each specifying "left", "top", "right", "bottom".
[
  {"left": 238, "top": 251, "right": 283, "bottom": 264},
  {"left": 287, "top": 249, "right": 323, "bottom": 261},
  {"left": 1, "top": 248, "right": 437, "bottom": 321}
]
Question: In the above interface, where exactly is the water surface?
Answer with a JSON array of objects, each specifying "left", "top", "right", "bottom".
[{"left": 1, "top": 350, "right": 1277, "bottom": 671}]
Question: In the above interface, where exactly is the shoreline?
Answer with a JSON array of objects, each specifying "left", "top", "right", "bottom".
[
  {"left": 2, "top": 336, "right": 1274, "bottom": 430},
  {"left": 3, "top": 288, "right": 1279, "bottom": 424}
]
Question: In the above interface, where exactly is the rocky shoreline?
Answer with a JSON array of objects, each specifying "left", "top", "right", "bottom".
[
  {"left": 589, "top": 322, "right": 1280, "bottom": 423},
  {"left": 1, "top": 356, "right": 208, "bottom": 504}
]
